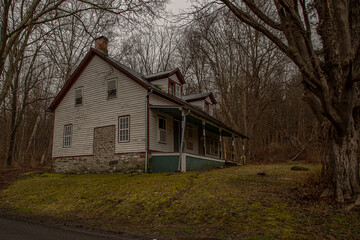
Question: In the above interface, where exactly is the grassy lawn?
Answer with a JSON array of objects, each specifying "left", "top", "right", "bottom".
[{"left": 0, "top": 164, "right": 359, "bottom": 239}]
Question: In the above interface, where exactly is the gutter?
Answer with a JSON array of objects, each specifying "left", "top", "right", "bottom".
[
  {"left": 178, "top": 108, "right": 190, "bottom": 171},
  {"left": 145, "top": 88, "right": 153, "bottom": 173}
]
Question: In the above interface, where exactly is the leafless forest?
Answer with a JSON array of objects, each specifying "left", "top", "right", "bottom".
[
  {"left": 1, "top": 0, "right": 359, "bottom": 202},
  {"left": 0, "top": 0, "right": 322, "bottom": 169}
]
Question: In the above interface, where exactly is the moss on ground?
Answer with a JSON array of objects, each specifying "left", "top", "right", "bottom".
[{"left": 1, "top": 164, "right": 359, "bottom": 239}]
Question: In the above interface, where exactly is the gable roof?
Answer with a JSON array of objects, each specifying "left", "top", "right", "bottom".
[
  {"left": 183, "top": 92, "right": 217, "bottom": 104},
  {"left": 145, "top": 68, "right": 186, "bottom": 84},
  {"left": 48, "top": 48, "right": 246, "bottom": 138},
  {"left": 48, "top": 48, "right": 149, "bottom": 111}
]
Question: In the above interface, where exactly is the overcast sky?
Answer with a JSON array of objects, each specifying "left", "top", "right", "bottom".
[{"left": 166, "top": 0, "right": 192, "bottom": 14}]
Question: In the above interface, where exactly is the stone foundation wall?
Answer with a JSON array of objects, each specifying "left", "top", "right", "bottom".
[
  {"left": 52, "top": 125, "right": 145, "bottom": 173},
  {"left": 52, "top": 153, "right": 145, "bottom": 173}
]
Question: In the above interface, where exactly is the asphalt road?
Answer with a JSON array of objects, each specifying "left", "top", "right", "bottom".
[{"left": 0, "top": 216, "right": 149, "bottom": 240}]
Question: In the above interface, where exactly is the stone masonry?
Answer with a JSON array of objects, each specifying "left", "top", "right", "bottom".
[{"left": 52, "top": 125, "right": 145, "bottom": 173}]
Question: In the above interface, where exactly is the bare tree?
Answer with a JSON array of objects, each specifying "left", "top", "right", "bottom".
[
  {"left": 115, "top": 24, "right": 179, "bottom": 74},
  {"left": 0, "top": 0, "right": 166, "bottom": 167},
  {"left": 214, "top": 0, "right": 360, "bottom": 202},
  {"left": 180, "top": 8, "right": 296, "bottom": 161},
  {"left": 0, "top": 0, "right": 165, "bottom": 104}
]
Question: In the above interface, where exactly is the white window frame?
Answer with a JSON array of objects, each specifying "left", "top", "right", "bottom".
[
  {"left": 158, "top": 116, "right": 166, "bottom": 143},
  {"left": 175, "top": 84, "right": 181, "bottom": 97},
  {"left": 107, "top": 78, "right": 117, "bottom": 99},
  {"left": 63, "top": 125, "right": 72, "bottom": 148},
  {"left": 206, "top": 137, "right": 218, "bottom": 155},
  {"left": 75, "top": 87, "right": 83, "bottom": 106},
  {"left": 118, "top": 116, "right": 130, "bottom": 142},
  {"left": 168, "top": 81, "right": 175, "bottom": 95}
]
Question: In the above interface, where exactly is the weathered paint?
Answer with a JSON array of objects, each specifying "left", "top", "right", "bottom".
[
  {"left": 151, "top": 155, "right": 179, "bottom": 173},
  {"left": 52, "top": 55, "right": 147, "bottom": 158},
  {"left": 151, "top": 153, "right": 224, "bottom": 173},
  {"left": 186, "top": 155, "right": 224, "bottom": 171}
]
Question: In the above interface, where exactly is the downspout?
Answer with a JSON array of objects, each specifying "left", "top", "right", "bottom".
[
  {"left": 145, "top": 88, "right": 153, "bottom": 173},
  {"left": 178, "top": 108, "right": 190, "bottom": 171}
]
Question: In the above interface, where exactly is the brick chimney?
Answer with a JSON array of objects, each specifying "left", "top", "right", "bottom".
[{"left": 95, "top": 36, "right": 108, "bottom": 54}]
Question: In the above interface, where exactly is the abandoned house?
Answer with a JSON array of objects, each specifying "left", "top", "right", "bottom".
[{"left": 48, "top": 36, "right": 246, "bottom": 173}]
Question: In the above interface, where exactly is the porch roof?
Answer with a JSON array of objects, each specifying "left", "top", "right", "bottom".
[{"left": 149, "top": 105, "right": 247, "bottom": 138}]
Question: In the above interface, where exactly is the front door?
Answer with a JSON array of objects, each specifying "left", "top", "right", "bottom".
[{"left": 174, "top": 119, "right": 180, "bottom": 152}]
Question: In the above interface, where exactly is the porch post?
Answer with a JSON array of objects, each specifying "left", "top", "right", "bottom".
[
  {"left": 232, "top": 134, "right": 235, "bottom": 161},
  {"left": 219, "top": 129, "right": 222, "bottom": 159},
  {"left": 202, "top": 120, "right": 206, "bottom": 155},
  {"left": 178, "top": 109, "right": 188, "bottom": 172}
]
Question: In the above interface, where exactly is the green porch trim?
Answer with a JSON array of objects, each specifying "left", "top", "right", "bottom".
[{"left": 151, "top": 153, "right": 224, "bottom": 173}]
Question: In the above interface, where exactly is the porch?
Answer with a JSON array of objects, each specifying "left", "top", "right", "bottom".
[
  {"left": 151, "top": 152, "right": 225, "bottom": 173},
  {"left": 148, "top": 105, "right": 246, "bottom": 173}
]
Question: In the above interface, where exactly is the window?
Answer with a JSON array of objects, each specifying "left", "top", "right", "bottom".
[
  {"left": 186, "top": 125, "right": 194, "bottom": 150},
  {"left": 63, "top": 125, "right": 72, "bottom": 147},
  {"left": 158, "top": 117, "right": 166, "bottom": 143},
  {"left": 206, "top": 138, "right": 218, "bottom": 155},
  {"left": 169, "top": 81, "right": 175, "bottom": 95},
  {"left": 118, "top": 116, "right": 130, "bottom": 142},
  {"left": 175, "top": 84, "right": 181, "bottom": 97},
  {"left": 107, "top": 78, "right": 117, "bottom": 99},
  {"left": 75, "top": 88, "right": 83, "bottom": 106}
]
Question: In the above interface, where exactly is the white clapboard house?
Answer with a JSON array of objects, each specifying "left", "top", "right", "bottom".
[{"left": 48, "top": 36, "right": 246, "bottom": 173}]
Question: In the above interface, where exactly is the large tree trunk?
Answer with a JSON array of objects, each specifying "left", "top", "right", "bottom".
[{"left": 324, "top": 118, "right": 360, "bottom": 202}]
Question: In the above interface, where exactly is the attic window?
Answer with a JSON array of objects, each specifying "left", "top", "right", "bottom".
[
  {"left": 169, "top": 81, "right": 175, "bottom": 95},
  {"left": 75, "top": 88, "right": 83, "bottom": 106},
  {"left": 107, "top": 78, "right": 117, "bottom": 99}
]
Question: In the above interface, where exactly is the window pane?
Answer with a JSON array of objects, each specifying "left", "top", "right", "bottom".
[
  {"left": 108, "top": 79, "right": 116, "bottom": 90},
  {"left": 169, "top": 82, "right": 174, "bottom": 94},
  {"left": 159, "top": 118, "right": 166, "bottom": 129},
  {"left": 119, "top": 116, "right": 129, "bottom": 142},
  {"left": 160, "top": 130, "right": 166, "bottom": 142},
  {"left": 108, "top": 79, "right": 117, "bottom": 98},
  {"left": 64, "top": 125, "right": 72, "bottom": 147}
]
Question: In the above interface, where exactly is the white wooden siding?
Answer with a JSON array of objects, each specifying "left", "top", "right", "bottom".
[
  {"left": 52, "top": 55, "right": 147, "bottom": 157},
  {"left": 149, "top": 93, "right": 175, "bottom": 106},
  {"left": 149, "top": 110, "right": 174, "bottom": 152},
  {"left": 169, "top": 74, "right": 182, "bottom": 85},
  {"left": 189, "top": 100, "right": 205, "bottom": 111},
  {"left": 149, "top": 78, "right": 168, "bottom": 92}
]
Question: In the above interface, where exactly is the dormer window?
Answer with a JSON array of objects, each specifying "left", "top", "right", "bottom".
[
  {"left": 175, "top": 84, "right": 181, "bottom": 97},
  {"left": 75, "top": 87, "right": 83, "bottom": 106},
  {"left": 169, "top": 81, "right": 175, "bottom": 95},
  {"left": 107, "top": 78, "right": 117, "bottom": 99}
]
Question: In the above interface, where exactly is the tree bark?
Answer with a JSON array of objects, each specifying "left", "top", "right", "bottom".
[{"left": 324, "top": 117, "right": 360, "bottom": 202}]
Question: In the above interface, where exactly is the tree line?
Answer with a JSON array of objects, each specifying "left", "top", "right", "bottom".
[{"left": 1, "top": 0, "right": 358, "bottom": 203}]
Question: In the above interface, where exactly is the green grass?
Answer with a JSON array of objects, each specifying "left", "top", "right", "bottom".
[{"left": 1, "top": 164, "right": 359, "bottom": 239}]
